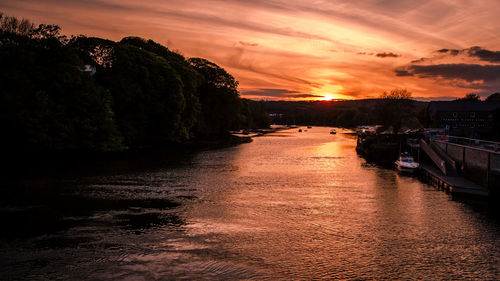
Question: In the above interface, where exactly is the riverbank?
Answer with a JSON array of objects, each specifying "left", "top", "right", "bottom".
[{"left": 3, "top": 133, "right": 255, "bottom": 180}]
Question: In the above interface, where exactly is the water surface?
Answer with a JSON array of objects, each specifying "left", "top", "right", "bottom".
[{"left": 1, "top": 127, "right": 499, "bottom": 280}]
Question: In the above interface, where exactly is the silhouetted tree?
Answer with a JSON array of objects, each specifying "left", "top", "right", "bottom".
[
  {"left": 0, "top": 13, "right": 272, "bottom": 156},
  {"left": 456, "top": 93, "right": 481, "bottom": 101},
  {"left": 100, "top": 42, "right": 186, "bottom": 145},
  {"left": 119, "top": 37, "right": 202, "bottom": 139},
  {"left": 0, "top": 20, "right": 123, "bottom": 152},
  {"left": 188, "top": 57, "right": 242, "bottom": 136},
  {"left": 337, "top": 108, "right": 360, "bottom": 128},
  {"left": 377, "top": 88, "right": 414, "bottom": 132},
  {"left": 486, "top": 92, "right": 500, "bottom": 102}
]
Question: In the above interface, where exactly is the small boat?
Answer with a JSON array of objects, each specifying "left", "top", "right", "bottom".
[
  {"left": 298, "top": 129, "right": 302, "bottom": 132},
  {"left": 307, "top": 126, "right": 312, "bottom": 129},
  {"left": 330, "top": 129, "right": 336, "bottom": 134},
  {"left": 395, "top": 152, "right": 419, "bottom": 173}
]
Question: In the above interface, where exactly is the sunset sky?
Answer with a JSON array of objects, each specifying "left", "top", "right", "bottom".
[{"left": 2, "top": 0, "right": 500, "bottom": 100}]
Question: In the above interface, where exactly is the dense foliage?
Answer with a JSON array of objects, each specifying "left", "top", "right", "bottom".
[{"left": 0, "top": 14, "right": 270, "bottom": 154}]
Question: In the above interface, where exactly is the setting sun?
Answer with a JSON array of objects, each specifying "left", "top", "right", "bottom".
[{"left": 319, "top": 94, "right": 335, "bottom": 101}]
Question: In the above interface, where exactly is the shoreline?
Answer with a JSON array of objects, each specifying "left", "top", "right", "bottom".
[{"left": 3, "top": 130, "right": 275, "bottom": 180}]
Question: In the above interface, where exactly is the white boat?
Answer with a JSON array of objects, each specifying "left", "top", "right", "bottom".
[
  {"left": 330, "top": 129, "right": 336, "bottom": 134},
  {"left": 395, "top": 152, "right": 419, "bottom": 173}
]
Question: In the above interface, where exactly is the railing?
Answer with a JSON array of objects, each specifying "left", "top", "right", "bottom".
[
  {"left": 433, "top": 137, "right": 500, "bottom": 189},
  {"left": 435, "top": 136, "right": 500, "bottom": 153},
  {"left": 420, "top": 139, "right": 447, "bottom": 175}
]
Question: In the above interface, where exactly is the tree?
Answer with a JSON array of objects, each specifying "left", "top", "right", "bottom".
[
  {"left": 188, "top": 58, "right": 242, "bottom": 136},
  {"left": 377, "top": 88, "right": 414, "bottom": 133},
  {"left": 337, "top": 108, "right": 360, "bottom": 128},
  {"left": 380, "top": 88, "right": 412, "bottom": 99},
  {"left": 100, "top": 42, "right": 186, "bottom": 145},
  {"left": 119, "top": 37, "right": 202, "bottom": 139},
  {"left": 486, "top": 92, "right": 500, "bottom": 102},
  {"left": 68, "top": 36, "right": 116, "bottom": 69},
  {"left": 0, "top": 13, "right": 271, "bottom": 155},
  {"left": 240, "top": 99, "right": 271, "bottom": 129},
  {"left": 456, "top": 93, "right": 481, "bottom": 101},
  {"left": 0, "top": 14, "right": 34, "bottom": 36},
  {"left": 0, "top": 22, "right": 123, "bottom": 152}
]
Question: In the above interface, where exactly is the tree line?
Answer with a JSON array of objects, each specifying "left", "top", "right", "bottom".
[
  {"left": 0, "top": 13, "right": 270, "bottom": 155},
  {"left": 264, "top": 90, "right": 500, "bottom": 136},
  {"left": 264, "top": 89, "right": 427, "bottom": 131}
]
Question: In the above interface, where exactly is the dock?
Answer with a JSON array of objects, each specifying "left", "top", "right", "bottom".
[{"left": 420, "top": 163, "right": 489, "bottom": 197}]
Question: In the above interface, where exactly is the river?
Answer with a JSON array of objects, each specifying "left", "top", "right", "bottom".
[{"left": 1, "top": 127, "right": 499, "bottom": 280}]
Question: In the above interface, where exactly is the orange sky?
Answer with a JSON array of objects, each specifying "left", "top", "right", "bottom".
[{"left": 2, "top": 0, "right": 500, "bottom": 100}]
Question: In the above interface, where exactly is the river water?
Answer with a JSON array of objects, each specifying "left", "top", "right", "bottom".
[{"left": 1, "top": 127, "right": 499, "bottom": 280}]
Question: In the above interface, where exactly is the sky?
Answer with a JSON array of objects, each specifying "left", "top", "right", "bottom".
[{"left": 2, "top": 0, "right": 500, "bottom": 101}]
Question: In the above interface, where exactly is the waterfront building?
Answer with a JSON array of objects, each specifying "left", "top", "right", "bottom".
[{"left": 428, "top": 101, "right": 500, "bottom": 137}]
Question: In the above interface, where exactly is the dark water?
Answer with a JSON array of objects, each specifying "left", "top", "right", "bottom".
[{"left": 1, "top": 127, "right": 499, "bottom": 280}]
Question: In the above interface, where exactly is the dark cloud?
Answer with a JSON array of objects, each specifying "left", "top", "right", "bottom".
[
  {"left": 241, "top": 88, "right": 300, "bottom": 97},
  {"left": 431, "top": 46, "right": 500, "bottom": 63},
  {"left": 240, "top": 89, "right": 322, "bottom": 99},
  {"left": 286, "top": 94, "right": 323, "bottom": 98},
  {"left": 394, "top": 69, "right": 413, "bottom": 76},
  {"left": 411, "top": 58, "right": 427, "bottom": 63},
  {"left": 239, "top": 41, "right": 258, "bottom": 47},
  {"left": 397, "top": 47, "right": 500, "bottom": 92},
  {"left": 436, "top": 48, "right": 459, "bottom": 55},
  {"left": 376, "top": 52, "right": 400, "bottom": 58},
  {"left": 467, "top": 46, "right": 500, "bottom": 63},
  {"left": 405, "top": 64, "right": 500, "bottom": 82}
]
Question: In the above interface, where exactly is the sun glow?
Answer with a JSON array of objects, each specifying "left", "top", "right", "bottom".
[{"left": 319, "top": 94, "right": 336, "bottom": 101}]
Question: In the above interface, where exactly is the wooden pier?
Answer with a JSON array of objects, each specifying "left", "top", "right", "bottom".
[{"left": 420, "top": 163, "right": 489, "bottom": 197}]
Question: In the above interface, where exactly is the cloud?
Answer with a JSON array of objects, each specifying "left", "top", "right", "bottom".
[
  {"left": 404, "top": 64, "right": 500, "bottom": 82},
  {"left": 467, "top": 46, "right": 500, "bottom": 63},
  {"left": 423, "top": 46, "right": 500, "bottom": 63},
  {"left": 376, "top": 52, "right": 400, "bottom": 58},
  {"left": 436, "top": 48, "right": 459, "bottom": 55},
  {"left": 286, "top": 94, "right": 323, "bottom": 98},
  {"left": 240, "top": 88, "right": 323, "bottom": 99},
  {"left": 396, "top": 46, "right": 500, "bottom": 95},
  {"left": 239, "top": 41, "right": 258, "bottom": 47},
  {"left": 240, "top": 88, "right": 300, "bottom": 97},
  {"left": 4, "top": 0, "right": 500, "bottom": 100},
  {"left": 394, "top": 69, "right": 413, "bottom": 76}
]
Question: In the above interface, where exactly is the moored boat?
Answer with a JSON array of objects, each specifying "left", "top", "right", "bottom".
[{"left": 395, "top": 152, "right": 419, "bottom": 173}]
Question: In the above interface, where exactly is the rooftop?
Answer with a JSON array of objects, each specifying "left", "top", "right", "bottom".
[{"left": 429, "top": 101, "right": 500, "bottom": 112}]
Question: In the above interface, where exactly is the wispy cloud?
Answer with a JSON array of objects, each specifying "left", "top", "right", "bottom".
[
  {"left": 241, "top": 88, "right": 300, "bottom": 97},
  {"left": 2, "top": 0, "right": 500, "bottom": 99}
]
